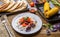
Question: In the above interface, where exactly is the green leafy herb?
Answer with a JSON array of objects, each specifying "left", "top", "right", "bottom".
[
  {"left": 24, "top": 17, "right": 28, "bottom": 20},
  {"left": 51, "top": 0, "right": 60, "bottom": 6}
]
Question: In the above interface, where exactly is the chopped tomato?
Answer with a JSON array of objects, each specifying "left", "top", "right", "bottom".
[
  {"left": 27, "top": 17, "right": 31, "bottom": 22},
  {"left": 30, "top": 2, "right": 35, "bottom": 7},
  {"left": 30, "top": 21, "right": 33, "bottom": 24},
  {"left": 22, "top": 23, "right": 27, "bottom": 27},
  {"left": 24, "top": 22, "right": 29, "bottom": 25},
  {"left": 19, "top": 18, "right": 24, "bottom": 23}
]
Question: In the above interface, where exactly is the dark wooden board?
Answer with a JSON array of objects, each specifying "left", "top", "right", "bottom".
[{"left": 32, "top": 0, "right": 60, "bottom": 23}]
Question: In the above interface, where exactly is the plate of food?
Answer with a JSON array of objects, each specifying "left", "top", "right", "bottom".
[
  {"left": 12, "top": 12, "right": 42, "bottom": 34},
  {"left": 32, "top": 0, "right": 60, "bottom": 23}
]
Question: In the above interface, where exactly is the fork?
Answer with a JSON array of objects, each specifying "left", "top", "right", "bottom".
[{"left": 1, "top": 15, "right": 13, "bottom": 37}]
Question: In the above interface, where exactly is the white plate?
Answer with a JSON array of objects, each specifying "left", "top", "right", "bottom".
[{"left": 12, "top": 12, "right": 42, "bottom": 34}]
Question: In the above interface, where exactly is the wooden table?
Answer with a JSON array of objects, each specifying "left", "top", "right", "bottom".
[{"left": 2, "top": 0, "right": 60, "bottom": 37}]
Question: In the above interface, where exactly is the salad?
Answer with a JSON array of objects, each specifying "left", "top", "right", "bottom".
[{"left": 17, "top": 17, "right": 37, "bottom": 32}]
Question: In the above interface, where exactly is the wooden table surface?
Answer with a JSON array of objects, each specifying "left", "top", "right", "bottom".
[{"left": 2, "top": 0, "right": 60, "bottom": 37}]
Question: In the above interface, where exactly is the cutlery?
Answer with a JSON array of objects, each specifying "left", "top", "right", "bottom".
[
  {"left": 1, "top": 15, "right": 14, "bottom": 37},
  {"left": 0, "top": 17, "right": 3, "bottom": 34}
]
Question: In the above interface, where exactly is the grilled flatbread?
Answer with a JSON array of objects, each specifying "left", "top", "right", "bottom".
[
  {"left": 4, "top": 1, "right": 15, "bottom": 10},
  {"left": 0, "top": 0, "right": 10, "bottom": 3},
  {"left": 11, "top": 1, "right": 27, "bottom": 12},
  {"left": 0, "top": 0, "right": 10, "bottom": 12},
  {"left": 15, "top": 1, "right": 23, "bottom": 9},
  {"left": 0, "top": 3, "right": 10, "bottom": 12},
  {"left": 8, "top": 1, "right": 21, "bottom": 11},
  {"left": 0, "top": 0, "right": 28, "bottom": 12},
  {"left": 0, "top": 3, "right": 6, "bottom": 9}
]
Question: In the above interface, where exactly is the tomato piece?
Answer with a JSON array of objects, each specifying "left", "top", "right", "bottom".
[
  {"left": 19, "top": 18, "right": 24, "bottom": 23},
  {"left": 30, "top": 21, "right": 33, "bottom": 25},
  {"left": 25, "top": 22, "right": 29, "bottom": 25},
  {"left": 27, "top": 17, "right": 31, "bottom": 22},
  {"left": 30, "top": 2, "right": 35, "bottom": 7},
  {"left": 22, "top": 23, "right": 27, "bottom": 27}
]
